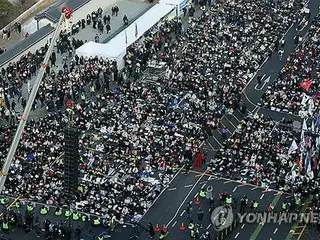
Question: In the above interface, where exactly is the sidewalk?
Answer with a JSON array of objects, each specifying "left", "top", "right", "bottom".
[{"left": 1, "top": 0, "right": 153, "bottom": 123}]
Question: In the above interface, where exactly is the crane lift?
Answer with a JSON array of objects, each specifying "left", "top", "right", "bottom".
[{"left": 0, "top": 8, "right": 72, "bottom": 193}]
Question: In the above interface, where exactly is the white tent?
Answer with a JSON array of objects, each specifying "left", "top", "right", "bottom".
[{"left": 75, "top": 3, "right": 175, "bottom": 69}]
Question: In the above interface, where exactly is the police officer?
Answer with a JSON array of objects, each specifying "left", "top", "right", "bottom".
[
  {"left": 225, "top": 195, "right": 233, "bottom": 205},
  {"left": 73, "top": 211, "right": 80, "bottom": 221},
  {"left": 159, "top": 229, "right": 167, "bottom": 239},
  {"left": 108, "top": 213, "right": 116, "bottom": 231},
  {"left": 199, "top": 188, "right": 206, "bottom": 198},
  {"left": 240, "top": 195, "right": 248, "bottom": 214},
  {"left": 82, "top": 213, "right": 88, "bottom": 222},
  {"left": 26, "top": 202, "right": 34, "bottom": 213},
  {"left": 93, "top": 217, "right": 101, "bottom": 226},
  {"left": 251, "top": 200, "right": 259, "bottom": 212},
  {"left": 97, "top": 234, "right": 104, "bottom": 240},
  {"left": 40, "top": 206, "right": 48, "bottom": 215},
  {"left": 2, "top": 220, "right": 9, "bottom": 233},
  {"left": 65, "top": 208, "right": 72, "bottom": 217},
  {"left": 282, "top": 201, "right": 287, "bottom": 213},
  {"left": 55, "top": 207, "right": 62, "bottom": 216}
]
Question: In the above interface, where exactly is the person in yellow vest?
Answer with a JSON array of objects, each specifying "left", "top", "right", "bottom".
[
  {"left": 159, "top": 229, "right": 167, "bottom": 239},
  {"left": 73, "top": 211, "right": 80, "bottom": 221},
  {"left": 225, "top": 196, "right": 233, "bottom": 205},
  {"left": 55, "top": 207, "right": 62, "bottom": 216},
  {"left": 26, "top": 202, "right": 34, "bottom": 212},
  {"left": 295, "top": 197, "right": 301, "bottom": 208},
  {"left": 15, "top": 200, "right": 21, "bottom": 208},
  {"left": 97, "top": 234, "right": 104, "bottom": 240},
  {"left": 108, "top": 214, "right": 117, "bottom": 231},
  {"left": 281, "top": 201, "right": 287, "bottom": 213},
  {"left": 40, "top": 206, "right": 48, "bottom": 215},
  {"left": 65, "top": 209, "right": 72, "bottom": 217},
  {"left": 2, "top": 221, "right": 9, "bottom": 233},
  {"left": 199, "top": 188, "right": 206, "bottom": 198},
  {"left": 0, "top": 197, "right": 8, "bottom": 205},
  {"left": 93, "top": 217, "right": 101, "bottom": 226},
  {"left": 82, "top": 214, "right": 88, "bottom": 222},
  {"left": 251, "top": 200, "right": 259, "bottom": 212}
]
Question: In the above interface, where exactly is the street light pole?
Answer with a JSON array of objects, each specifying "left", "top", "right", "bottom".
[{"left": 0, "top": 14, "right": 65, "bottom": 194}]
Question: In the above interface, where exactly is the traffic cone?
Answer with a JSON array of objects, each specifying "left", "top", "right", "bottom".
[
  {"left": 195, "top": 197, "right": 200, "bottom": 205},
  {"left": 162, "top": 224, "right": 167, "bottom": 233},
  {"left": 154, "top": 224, "right": 160, "bottom": 232},
  {"left": 180, "top": 222, "right": 185, "bottom": 231}
]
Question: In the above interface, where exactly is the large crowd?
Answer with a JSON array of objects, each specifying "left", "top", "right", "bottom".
[
  {"left": 261, "top": 15, "right": 320, "bottom": 116},
  {"left": 208, "top": 114, "right": 320, "bottom": 198},
  {"left": 0, "top": 0, "right": 313, "bottom": 233}
]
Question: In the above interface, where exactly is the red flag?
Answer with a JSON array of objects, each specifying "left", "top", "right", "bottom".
[
  {"left": 135, "top": 22, "right": 138, "bottom": 38},
  {"left": 64, "top": 99, "right": 75, "bottom": 109},
  {"left": 300, "top": 78, "right": 312, "bottom": 91}
]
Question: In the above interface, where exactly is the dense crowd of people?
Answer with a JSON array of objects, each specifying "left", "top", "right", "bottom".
[
  {"left": 0, "top": 0, "right": 314, "bottom": 234},
  {"left": 208, "top": 113, "right": 320, "bottom": 197},
  {"left": 261, "top": 15, "right": 320, "bottom": 116}
]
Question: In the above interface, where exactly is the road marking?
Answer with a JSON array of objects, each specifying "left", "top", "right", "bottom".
[
  {"left": 194, "top": 193, "right": 198, "bottom": 198},
  {"left": 241, "top": 224, "right": 245, "bottom": 229},
  {"left": 255, "top": 75, "right": 271, "bottom": 91},
  {"left": 250, "top": 194, "right": 282, "bottom": 240},
  {"left": 211, "top": 135, "right": 223, "bottom": 147},
  {"left": 180, "top": 210, "right": 185, "bottom": 217},
  {"left": 172, "top": 221, "right": 177, "bottom": 227},
  {"left": 260, "top": 194, "right": 265, "bottom": 200},
  {"left": 224, "top": 180, "right": 233, "bottom": 184},
  {"left": 201, "top": 183, "right": 206, "bottom": 189},
  {"left": 168, "top": 188, "right": 177, "bottom": 191},
  {"left": 234, "top": 232, "right": 240, "bottom": 239},
  {"left": 184, "top": 184, "right": 193, "bottom": 188},
  {"left": 206, "top": 224, "right": 211, "bottom": 230},
  {"left": 274, "top": 228, "right": 278, "bottom": 234},
  {"left": 166, "top": 173, "right": 205, "bottom": 226},
  {"left": 233, "top": 187, "right": 237, "bottom": 192}
]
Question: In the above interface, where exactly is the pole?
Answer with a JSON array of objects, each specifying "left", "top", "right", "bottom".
[{"left": 0, "top": 14, "right": 65, "bottom": 194}]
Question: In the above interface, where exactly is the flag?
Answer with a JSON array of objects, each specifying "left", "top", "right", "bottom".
[
  {"left": 300, "top": 118, "right": 307, "bottom": 151},
  {"left": 135, "top": 22, "right": 138, "bottom": 38},
  {"left": 300, "top": 78, "right": 312, "bottom": 91},
  {"left": 288, "top": 140, "right": 298, "bottom": 154},
  {"left": 125, "top": 29, "right": 128, "bottom": 44},
  {"left": 64, "top": 99, "right": 75, "bottom": 109},
  {"left": 312, "top": 91, "right": 320, "bottom": 100},
  {"left": 302, "top": 118, "right": 308, "bottom": 130}
]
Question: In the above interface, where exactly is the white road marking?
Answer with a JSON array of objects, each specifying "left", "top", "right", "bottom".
[
  {"left": 201, "top": 183, "right": 206, "bottom": 189},
  {"left": 233, "top": 187, "right": 238, "bottom": 192},
  {"left": 166, "top": 173, "right": 205, "bottom": 226},
  {"left": 234, "top": 232, "right": 240, "bottom": 239},
  {"left": 184, "top": 184, "right": 193, "bottom": 188},
  {"left": 172, "top": 221, "right": 177, "bottom": 228},
  {"left": 206, "top": 224, "right": 211, "bottom": 230},
  {"left": 168, "top": 188, "right": 177, "bottom": 191},
  {"left": 194, "top": 193, "right": 199, "bottom": 198},
  {"left": 180, "top": 210, "right": 185, "bottom": 217},
  {"left": 241, "top": 224, "right": 245, "bottom": 229},
  {"left": 273, "top": 228, "right": 278, "bottom": 234},
  {"left": 260, "top": 194, "right": 265, "bottom": 200}
]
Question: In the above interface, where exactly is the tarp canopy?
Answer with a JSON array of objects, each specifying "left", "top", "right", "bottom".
[{"left": 75, "top": 3, "right": 175, "bottom": 69}]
